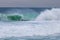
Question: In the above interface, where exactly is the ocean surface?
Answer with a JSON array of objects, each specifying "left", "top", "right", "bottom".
[{"left": 0, "top": 8, "right": 60, "bottom": 40}]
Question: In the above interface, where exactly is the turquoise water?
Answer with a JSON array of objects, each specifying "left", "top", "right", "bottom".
[
  {"left": 0, "top": 8, "right": 60, "bottom": 40},
  {"left": 0, "top": 13, "right": 38, "bottom": 21},
  {"left": 0, "top": 8, "right": 39, "bottom": 21},
  {"left": 0, "top": 8, "right": 51, "bottom": 21}
]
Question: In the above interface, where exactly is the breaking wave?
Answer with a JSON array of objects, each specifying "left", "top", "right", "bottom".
[
  {"left": 0, "top": 8, "right": 60, "bottom": 40},
  {"left": 0, "top": 8, "right": 38, "bottom": 21},
  {"left": 0, "top": 13, "right": 24, "bottom": 21},
  {"left": 35, "top": 8, "right": 60, "bottom": 21}
]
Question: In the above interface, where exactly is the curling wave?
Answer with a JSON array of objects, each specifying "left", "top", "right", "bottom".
[
  {"left": 0, "top": 8, "right": 38, "bottom": 21},
  {"left": 0, "top": 8, "right": 60, "bottom": 39},
  {"left": 0, "top": 13, "right": 24, "bottom": 21}
]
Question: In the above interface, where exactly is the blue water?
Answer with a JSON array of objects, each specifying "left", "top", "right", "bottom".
[
  {"left": 0, "top": 35, "right": 60, "bottom": 40},
  {"left": 0, "top": 8, "right": 52, "bottom": 21},
  {"left": 0, "top": 8, "right": 60, "bottom": 40}
]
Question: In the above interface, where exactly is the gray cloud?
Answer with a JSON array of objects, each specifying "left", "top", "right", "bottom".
[{"left": 0, "top": 0, "right": 60, "bottom": 7}]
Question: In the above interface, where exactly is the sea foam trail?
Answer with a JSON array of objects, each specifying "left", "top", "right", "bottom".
[
  {"left": 35, "top": 8, "right": 60, "bottom": 21},
  {"left": 0, "top": 21, "right": 60, "bottom": 38}
]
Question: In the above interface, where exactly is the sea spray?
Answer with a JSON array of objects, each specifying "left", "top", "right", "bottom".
[
  {"left": 35, "top": 8, "right": 60, "bottom": 21},
  {"left": 0, "top": 8, "right": 60, "bottom": 39}
]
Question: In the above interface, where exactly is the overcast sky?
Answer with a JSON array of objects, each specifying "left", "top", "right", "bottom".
[{"left": 0, "top": 0, "right": 60, "bottom": 7}]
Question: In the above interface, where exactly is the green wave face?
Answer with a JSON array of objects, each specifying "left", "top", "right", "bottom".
[
  {"left": 0, "top": 13, "right": 39, "bottom": 21},
  {"left": 0, "top": 14, "right": 25, "bottom": 21},
  {"left": 23, "top": 13, "right": 38, "bottom": 21},
  {"left": 0, "top": 14, "right": 37, "bottom": 21},
  {"left": 0, "top": 8, "right": 39, "bottom": 21},
  {"left": 7, "top": 15, "right": 22, "bottom": 21}
]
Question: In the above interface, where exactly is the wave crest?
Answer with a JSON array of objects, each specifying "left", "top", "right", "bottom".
[{"left": 35, "top": 8, "right": 60, "bottom": 21}]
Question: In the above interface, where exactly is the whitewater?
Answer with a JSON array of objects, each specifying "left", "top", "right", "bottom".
[{"left": 0, "top": 8, "right": 60, "bottom": 39}]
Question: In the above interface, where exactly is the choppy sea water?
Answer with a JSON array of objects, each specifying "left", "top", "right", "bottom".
[
  {"left": 0, "top": 8, "right": 60, "bottom": 40},
  {"left": 0, "top": 21, "right": 60, "bottom": 40}
]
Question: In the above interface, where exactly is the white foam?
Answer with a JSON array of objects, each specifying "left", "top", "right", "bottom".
[
  {"left": 35, "top": 8, "right": 60, "bottom": 21},
  {"left": 0, "top": 21, "right": 60, "bottom": 38},
  {"left": 0, "top": 8, "right": 60, "bottom": 38}
]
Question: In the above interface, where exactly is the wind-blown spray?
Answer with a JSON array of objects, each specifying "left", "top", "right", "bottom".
[{"left": 35, "top": 8, "right": 60, "bottom": 21}]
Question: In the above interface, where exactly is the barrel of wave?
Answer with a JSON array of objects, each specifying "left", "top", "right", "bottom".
[{"left": 0, "top": 13, "right": 25, "bottom": 21}]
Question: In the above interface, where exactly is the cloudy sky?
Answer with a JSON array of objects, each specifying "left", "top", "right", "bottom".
[{"left": 0, "top": 0, "right": 60, "bottom": 7}]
